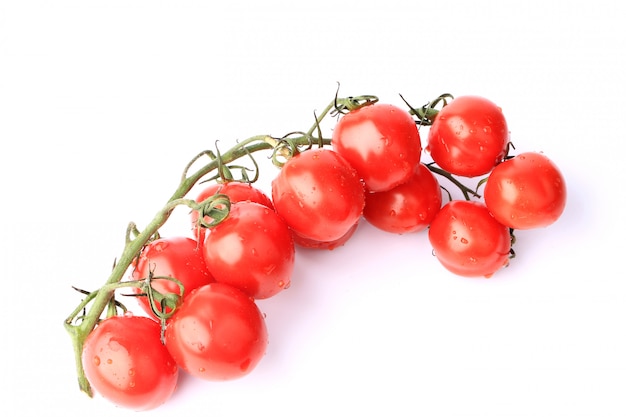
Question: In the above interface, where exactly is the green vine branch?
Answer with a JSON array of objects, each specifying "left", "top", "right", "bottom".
[{"left": 63, "top": 94, "right": 373, "bottom": 398}]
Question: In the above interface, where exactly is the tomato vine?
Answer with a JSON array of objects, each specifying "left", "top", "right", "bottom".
[
  {"left": 64, "top": 88, "right": 566, "bottom": 406},
  {"left": 63, "top": 92, "right": 377, "bottom": 397}
]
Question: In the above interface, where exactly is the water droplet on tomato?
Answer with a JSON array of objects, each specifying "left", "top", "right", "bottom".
[
  {"left": 278, "top": 280, "right": 285, "bottom": 288},
  {"left": 389, "top": 210, "right": 397, "bottom": 217},
  {"left": 128, "top": 368, "right": 135, "bottom": 376},
  {"left": 198, "top": 367, "right": 205, "bottom": 373},
  {"left": 460, "top": 238, "right": 468, "bottom": 244},
  {"left": 107, "top": 358, "right": 113, "bottom": 364},
  {"left": 240, "top": 359, "right": 251, "bottom": 372},
  {"left": 129, "top": 380, "right": 136, "bottom": 388},
  {"left": 93, "top": 356, "right": 101, "bottom": 366},
  {"left": 483, "top": 126, "right": 492, "bottom": 134}
]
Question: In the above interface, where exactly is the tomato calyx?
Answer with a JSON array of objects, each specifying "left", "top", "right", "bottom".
[
  {"left": 332, "top": 93, "right": 379, "bottom": 115},
  {"left": 401, "top": 92, "right": 454, "bottom": 126},
  {"left": 69, "top": 274, "right": 185, "bottom": 340},
  {"left": 192, "top": 192, "right": 232, "bottom": 230}
]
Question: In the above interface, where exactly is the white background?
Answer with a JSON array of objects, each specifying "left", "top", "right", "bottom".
[{"left": 1, "top": 1, "right": 625, "bottom": 416}]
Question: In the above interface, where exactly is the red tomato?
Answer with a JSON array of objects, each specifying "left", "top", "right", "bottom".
[
  {"left": 203, "top": 201, "right": 295, "bottom": 299},
  {"left": 332, "top": 103, "right": 422, "bottom": 192},
  {"left": 427, "top": 96, "right": 509, "bottom": 177},
  {"left": 484, "top": 152, "right": 566, "bottom": 230},
  {"left": 292, "top": 221, "right": 359, "bottom": 250},
  {"left": 364, "top": 163, "right": 442, "bottom": 234},
  {"left": 428, "top": 200, "right": 511, "bottom": 277},
  {"left": 130, "top": 236, "right": 214, "bottom": 318},
  {"left": 190, "top": 181, "right": 274, "bottom": 243},
  {"left": 82, "top": 315, "right": 178, "bottom": 411},
  {"left": 271, "top": 148, "right": 365, "bottom": 242},
  {"left": 164, "top": 283, "right": 268, "bottom": 381}
]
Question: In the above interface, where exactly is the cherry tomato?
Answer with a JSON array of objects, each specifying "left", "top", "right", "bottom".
[
  {"left": 190, "top": 181, "right": 274, "bottom": 243},
  {"left": 363, "top": 163, "right": 442, "bottom": 234},
  {"left": 292, "top": 221, "right": 359, "bottom": 250},
  {"left": 484, "top": 152, "right": 566, "bottom": 230},
  {"left": 82, "top": 315, "right": 178, "bottom": 411},
  {"left": 203, "top": 201, "right": 295, "bottom": 299},
  {"left": 428, "top": 200, "right": 511, "bottom": 277},
  {"left": 130, "top": 236, "right": 214, "bottom": 318},
  {"left": 427, "top": 96, "right": 509, "bottom": 177},
  {"left": 271, "top": 148, "right": 365, "bottom": 242},
  {"left": 332, "top": 103, "right": 422, "bottom": 192},
  {"left": 164, "top": 283, "right": 268, "bottom": 381}
]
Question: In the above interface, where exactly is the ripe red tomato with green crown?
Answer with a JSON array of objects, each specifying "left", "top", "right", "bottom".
[
  {"left": 82, "top": 315, "right": 179, "bottom": 411},
  {"left": 203, "top": 201, "right": 295, "bottom": 299},
  {"left": 190, "top": 181, "right": 274, "bottom": 243},
  {"left": 428, "top": 200, "right": 511, "bottom": 278},
  {"left": 332, "top": 103, "right": 422, "bottom": 192},
  {"left": 427, "top": 95, "right": 509, "bottom": 177},
  {"left": 130, "top": 236, "right": 214, "bottom": 318},
  {"left": 271, "top": 148, "right": 365, "bottom": 242},
  {"left": 164, "top": 283, "right": 268, "bottom": 381},
  {"left": 484, "top": 152, "right": 566, "bottom": 230}
]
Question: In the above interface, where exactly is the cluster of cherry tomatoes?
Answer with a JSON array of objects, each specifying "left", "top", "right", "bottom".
[{"left": 79, "top": 94, "right": 566, "bottom": 410}]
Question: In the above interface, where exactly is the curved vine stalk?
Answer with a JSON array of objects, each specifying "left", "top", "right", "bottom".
[{"left": 63, "top": 94, "right": 371, "bottom": 397}]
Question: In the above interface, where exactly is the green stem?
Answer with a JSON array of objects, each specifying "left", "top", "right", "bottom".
[
  {"left": 64, "top": 97, "right": 350, "bottom": 397},
  {"left": 426, "top": 164, "right": 481, "bottom": 200}
]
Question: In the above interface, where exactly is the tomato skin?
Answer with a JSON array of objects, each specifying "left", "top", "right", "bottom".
[
  {"left": 271, "top": 148, "right": 365, "bottom": 242},
  {"left": 190, "top": 181, "right": 274, "bottom": 242},
  {"left": 427, "top": 96, "right": 509, "bottom": 177},
  {"left": 484, "top": 152, "right": 566, "bottom": 230},
  {"left": 130, "top": 236, "right": 214, "bottom": 318},
  {"left": 164, "top": 283, "right": 268, "bottom": 381},
  {"left": 428, "top": 200, "right": 511, "bottom": 277},
  {"left": 292, "top": 221, "right": 359, "bottom": 250},
  {"left": 364, "top": 163, "right": 442, "bottom": 234},
  {"left": 332, "top": 103, "right": 422, "bottom": 192},
  {"left": 82, "top": 315, "right": 178, "bottom": 411},
  {"left": 203, "top": 201, "right": 295, "bottom": 299}
]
